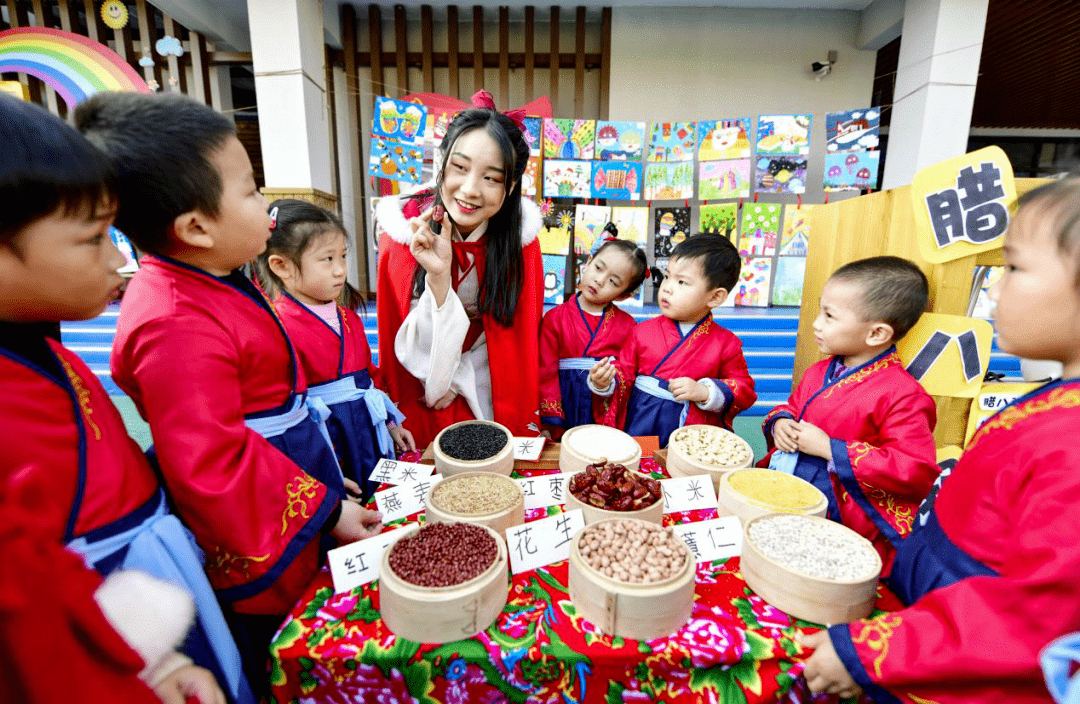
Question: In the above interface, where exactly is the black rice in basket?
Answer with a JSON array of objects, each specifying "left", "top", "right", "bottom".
[{"left": 439, "top": 422, "right": 508, "bottom": 461}]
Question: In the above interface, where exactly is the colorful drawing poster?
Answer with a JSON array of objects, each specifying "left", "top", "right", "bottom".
[
  {"left": 732, "top": 257, "right": 773, "bottom": 307},
  {"left": 538, "top": 200, "right": 574, "bottom": 255},
  {"left": 651, "top": 257, "right": 670, "bottom": 296},
  {"left": 611, "top": 206, "right": 649, "bottom": 248},
  {"left": 373, "top": 96, "right": 427, "bottom": 144},
  {"left": 522, "top": 156, "right": 541, "bottom": 197},
  {"left": 591, "top": 161, "right": 643, "bottom": 200},
  {"left": 595, "top": 120, "right": 646, "bottom": 161},
  {"left": 824, "top": 151, "right": 881, "bottom": 191},
  {"left": 644, "top": 163, "right": 694, "bottom": 200},
  {"left": 543, "top": 253, "right": 567, "bottom": 305},
  {"left": 699, "top": 203, "right": 738, "bottom": 240},
  {"left": 543, "top": 119, "right": 595, "bottom": 159},
  {"left": 756, "top": 114, "right": 811, "bottom": 156},
  {"left": 574, "top": 204, "right": 612, "bottom": 256},
  {"left": 425, "top": 109, "right": 453, "bottom": 148},
  {"left": 522, "top": 117, "right": 543, "bottom": 156},
  {"left": 698, "top": 160, "right": 751, "bottom": 199},
  {"left": 780, "top": 205, "right": 814, "bottom": 256},
  {"left": 755, "top": 156, "right": 808, "bottom": 194},
  {"left": 646, "top": 122, "right": 697, "bottom": 162},
  {"left": 543, "top": 160, "right": 591, "bottom": 198},
  {"left": 738, "top": 203, "right": 781, "bottom": 257},
  {"left": 653, "top": 207, "right": 691, "bottom": 259},
  {"left": 368, "top": 137, "right": 424, "bottom": 184},
  {"left": 698, "top": 118, "right": 752, "bottom": 161},
  {"left": 771, "top": 257, "right": 806, "bottom": 306},
  {"left": 826, "top": 108, "right": 880, "bottom": 153}
]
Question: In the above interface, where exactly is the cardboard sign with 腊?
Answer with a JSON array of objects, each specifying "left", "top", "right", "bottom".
[
  {"left": 896, "top": 313, "right": 993, "bottom": 398},
  {"left": 911, "top": 146, "right": 1016, "bottom": 264},
  {"left": 963, "top": 381, "right": 1042, "bottom": 445}
]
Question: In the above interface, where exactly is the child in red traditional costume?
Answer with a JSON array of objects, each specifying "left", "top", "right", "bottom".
[
  {"left": 589, "top": 234, "right": 756, "bottom": 447},
  {"left": 256, "top": 199, "right": 415, "bottom": 500},
  {"left": 539, "top": 236, "right": 647, "bottom": 438},
  {"left": 801, "top": 178, "right": 1080, "bottom": 703},
  {"left": 0, "top": 94, "right": 232, "bottom": 703},
  {"left": 759, "top": 256, "right": 938, "bottom": 569},
  {"left": 75, "top": 93, "right": 381, "bottom": 695},
  {"left": 375, "top": 90, "right": 543, "bottom": 448}
]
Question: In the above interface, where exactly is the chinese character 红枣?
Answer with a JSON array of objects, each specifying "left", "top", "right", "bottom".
[
  {"left": 520, "top": 478, "right": 536, "bottom": 496},
  {"left": 345, "top": 553, "right": 370, "bottom": 576},
  {"left": 549, "top": 476, "right": 564, "bottom": 502}
]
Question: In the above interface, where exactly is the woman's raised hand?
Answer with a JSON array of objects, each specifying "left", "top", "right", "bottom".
[{"left": 409, "top": 205, "right": 452, "bottom": 279}]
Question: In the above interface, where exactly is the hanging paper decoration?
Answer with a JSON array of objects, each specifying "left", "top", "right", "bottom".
[
  {"left": 731, "top": 257, "right": 773, "bottom": 307},
  {"left": 771, "top": 257, "right": 806, "bottom": 306},
  {"left": 647, "top": 122, "right": 696, "bottom": 162},
  {"left": 826, "top": 108, "right": 880, "bottom": 153},
  {"left": 368, "top": 138, "right": 423, "bottom": 184},
  {"left": 698, "top": 118, "right": 752, "bottom": 161},
  {"left": 643, "top": 162, "right": 694, "bottom": 200},
  {"left": 698, "top": 159, "right": 751, "bottom": 199},
  {"left": 653, "top": 207, "right": 691, "bottom": 259},
  {"left": 756, "top": 114, "right": 811, "bottom": 156},
  {"left": 543, "top": 159, "right": 591, "bottom": 198},
  {"left": 543, "top": 254, "right": 567, "bottom": 305},
  {"left": 538, "top": 200, "right": 574, "bottom": 255},
  {"left": 543, "top": 119, "right": 595, "bottom": 159},
  {"left": 101, "top": 0, "right": 129, "bottom": 29},
  {"left": 372, "top": 96, "right": 427, "bottom": 144},
  {"left": 595, "top": 120, "right": 646, "bottom": 161},
  {"left": 699, "top": 203, "right": 738, "bottom": 240},
  {"left": 738, "top": 203, "right": 781, "bottom": 257},
  {"left": 824, "top": 151, "right": 880, "bottom": 192},
  {"left": 522, "top": 117, "right": 543, "bottom": 156},
  {"left": 779, "top": 205, "right": 814, "bottom": 256},
  {"left": 591, "top": 161, "right": 642, "bottom": 200},
  {"left": 755, "top": 156, "right": 807, "bottom": 194},
  {"left": 574, "top": 204, "right": 612, "bottom": 256}
]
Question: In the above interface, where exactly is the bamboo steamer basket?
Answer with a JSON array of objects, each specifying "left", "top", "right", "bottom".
[
  {"left": 666, "top": 425, "right": 754, "bottom": 491},
  {"left": 740, "top": 514, "right": 881, "bottom": 625},
  {"left": 433, "top": 420, "right": 514, "bottom": 478},
  {"left": 717, "top": 468, "right": 828, "bottom": 525},
  {"left": 424, "top": 471, "right": 525, "bottom": 536},
  {"left": 379, "top": 523, "right": 510, "bottom": 643},
  {"left": 564, "top": 469, "right": 664, "bottom": 526},
  {"left": 559, "top": 424, "right": 642, "bottom": 474},
  {"left": 568, "top": 518, "right": 695, "bottom": 640}
]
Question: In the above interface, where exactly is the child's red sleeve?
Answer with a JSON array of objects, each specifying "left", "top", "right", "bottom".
[
  {"left": 539, "top": 310, "right": 565, "bottom": 428},
  {"left": 712, "top": 338, "right": 757, "bottom": 428}
]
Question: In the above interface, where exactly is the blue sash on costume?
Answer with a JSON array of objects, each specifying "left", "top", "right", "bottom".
[
  {"left": 1043, "top": 633, "right": 1080, "bottom": 704},
  {"left": 768, "top": 450, "right": 799, "bottom": 474},
  {"left": 67, "top": 490, "right": 255, "bottom": 704},
  {"left": 625, "top": 375, "right": 689, "bottom": 448},
  {"left": 244, "top": 393, "right": 344, "bottom": 497},
  {"left": 307, "top": 369, "right": 405, "bottom": 499},
  {"left": 557, "top": 356, "right": 599, "bottom": 428}
]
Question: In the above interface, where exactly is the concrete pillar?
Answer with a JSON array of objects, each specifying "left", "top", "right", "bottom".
[
  {"left": 881, "top": 0, "right": 989, "bottom": 189},
  {"left": 247, "top": 0, "right": 336, "bottom": 208}
]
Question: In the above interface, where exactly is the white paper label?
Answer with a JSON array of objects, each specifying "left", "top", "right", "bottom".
[
  {"left": 327, "top": 523, "right": 419, "bottom": 593},
  {"left": 505, "top": 509, "right": 586, "bottom": 574},
  {"left": 512, "top": 436, "right": 546, "bottom": 461},
  {"left": 671, "top": 517, "right": 743, "bottom": 563},
  {"left": 660, "top": 475, "right": 718, "bottom": 513},
  {"left": 516, "top": 474, "right": 569, "bottom": 510},
  {"left": 375, "top": 474, "right": 444, "bottom": 523},
  {"left": 368, "top": 458, "right": 436, "bottom": 487},
  {"left": 978, "top": 392, "right": 1022, "bottom": 412}
]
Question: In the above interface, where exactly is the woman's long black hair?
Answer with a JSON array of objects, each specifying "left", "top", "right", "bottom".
[{"left": 409, "top": 108, "right": 530, "bottom": 327}]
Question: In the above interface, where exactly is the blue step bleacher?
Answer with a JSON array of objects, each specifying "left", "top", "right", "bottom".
[{"left": 61, "top": 303, "right": 1023, "bottom": 416}]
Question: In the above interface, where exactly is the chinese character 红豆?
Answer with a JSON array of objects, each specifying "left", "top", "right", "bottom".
[
  {"left": 520, "top": 479, "right": 536, "bottom": 496},
  {"left": 549, "top": 476, "right": 564, "bottom": 502}
]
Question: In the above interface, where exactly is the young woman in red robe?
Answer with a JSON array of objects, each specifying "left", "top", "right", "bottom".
[
  {"left": 376, "top": 91, "right": 543, "bottom": 448},
  {"left": 801, "top": 178, "right": 1080, "bottom": 704}
]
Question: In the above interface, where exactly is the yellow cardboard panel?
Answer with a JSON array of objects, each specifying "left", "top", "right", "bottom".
[
  {"left": 964, "top": 382, "right": 1043, "bottom": 446},
  {"left": 896, "top": 313, "right": 994, "bottom": 398}
]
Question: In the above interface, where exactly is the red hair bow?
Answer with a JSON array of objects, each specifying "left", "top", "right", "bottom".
[{"left": 470, "top": 90, "right": 528, "bottom": 133}]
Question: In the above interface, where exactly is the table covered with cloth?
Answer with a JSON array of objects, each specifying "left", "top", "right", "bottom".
[{"left": 268, "top": 456, "right": 902, "bottom": 704}]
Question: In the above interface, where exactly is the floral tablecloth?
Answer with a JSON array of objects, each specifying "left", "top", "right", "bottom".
[{"left": 269, "top": 457, "right": 901, "bottom": 704}]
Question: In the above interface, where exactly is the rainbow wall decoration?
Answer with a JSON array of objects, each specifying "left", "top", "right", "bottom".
[{"left": 0, "top": 27, "right": 150, "bottom": 107}]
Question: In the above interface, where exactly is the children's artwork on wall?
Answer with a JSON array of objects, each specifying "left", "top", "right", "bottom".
[
  {"left": 771, "top": 256, "right": 806, "bottom": 306},
  {"left": 522, "top": 155, "right": 541, "bottom": 197},
  {"left": 698, "top": 159, "right": 751, "bottom": 199},
  {"left": 779, "top": 205, "right": 814, "bottom": 256},
  {"left": 754, "top": 156, "right": 807, "bottom": 194},
  {"left": 610, "top": 206, "right": 649, "bottom": 249},
  {"left": 522, "top": 116, "right": 543, "bottom": 156},
  {"left": 826, "top": 108, "right": 880, "bottom": 153},
  {"left": 368, "top": 137, "right": 424, "bottom": 184},
  {"left": 756, "top": 114, "right": 811, "bottom": 156},
  {"left": 653, "top": 207, "right": 691, "bottom": 259},
  {"left": 538, "top": 200, "right": 574, "bottom": 255},
  {"left": 699, "top": 203, "right": 738, "bottom": 240},
  {"left": 425, "top": 109, "right": 453, "bottom": 148},
  {"left": 595, "top": 120, "right": 646, "bottom": 161},
  {"left": 738, "top": 203, "right": 781, "bottom": 257},
  {"left": 543, "top": 159, "right": 591, "bottom": 198},
  {"left": 698, "top": 118, "right": 752, "bottom": 161},
  {"left": 824, "top": 151, "right": 880, "bottom": 191},
  {"left": 646, "top": 122, "right": 697, "bottom": 162},
  {"left": 543, "top": 118, "right": 596, "bottom": 159},
  {"left": 574, "top": 204, "right": 612, "bottom": 256},
  {"left": 591, "top": 161, "right": 643, "bottom": 200},
  {"left": 732, "top": 257, "right": 773, "bottom": 307},
  {"left": 650, "top": 257, "right": 670, "bottom": 301},
  {"left": 373, "top": 96, "right": 427, "bottom": 144},
  {"left": 643, "top": 162, "right": 694, "bottom": 200},
  {"left": 543, "top": 253, "right": 567, "bottom": 305}
]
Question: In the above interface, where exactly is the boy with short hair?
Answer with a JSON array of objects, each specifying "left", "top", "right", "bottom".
[
  {"left": 760, "top": 256, "right": 938, "bottom": 570},
  {"left": 75, "top": 92, "right": 381, "bottom": 692},
  {"left": 589, "top": 234, "right": 756, "bottom": 447}
]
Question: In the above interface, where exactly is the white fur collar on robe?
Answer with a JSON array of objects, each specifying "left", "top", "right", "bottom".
[{"left": 375, "top": 182, "right": 542, "bottom": 248}]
